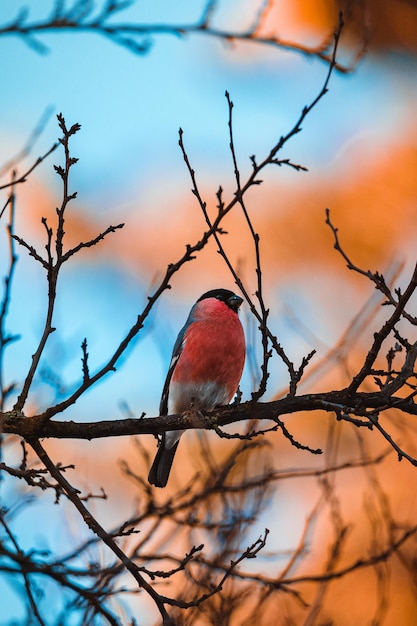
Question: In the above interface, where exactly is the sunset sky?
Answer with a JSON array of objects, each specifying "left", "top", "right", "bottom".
[{"left": 1, "top": 1, "right": 417, "bottom": 624}]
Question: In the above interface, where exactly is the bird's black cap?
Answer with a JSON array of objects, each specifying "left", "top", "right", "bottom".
[{"left": 198, "top": 289, "right": 243, "bottom": 312}]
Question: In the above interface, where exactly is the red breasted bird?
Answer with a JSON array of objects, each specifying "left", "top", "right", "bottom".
[{"left": 148, "top": 288, "right": 246, "bottom": 488}]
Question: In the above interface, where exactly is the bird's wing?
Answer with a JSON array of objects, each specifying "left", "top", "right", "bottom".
[
  {"left": 159, "top": 305, "right": 196, "bottom": 415},
  {"left": 159, "top": 352, "right": 180, "bottom": 415}
]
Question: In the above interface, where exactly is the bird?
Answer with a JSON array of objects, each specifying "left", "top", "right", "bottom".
[{"left": 148, "top": 288, "right": 246, "bottom": 488}]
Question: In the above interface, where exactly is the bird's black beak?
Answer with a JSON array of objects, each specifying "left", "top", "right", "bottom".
[{"left": 227, "top": 294, "right": 243, "bottom": 312}]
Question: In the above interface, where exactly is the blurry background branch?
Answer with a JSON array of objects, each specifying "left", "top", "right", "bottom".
[{"left": 0, "top": 0, "right": 361, "bottom": 71}]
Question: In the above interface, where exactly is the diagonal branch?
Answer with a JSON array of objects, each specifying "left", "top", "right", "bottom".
[
  {"left": 348, "top": 261, "right": 417, "bottom": 394},
  {"left": 0, "top": 141, "right": 59, "bottom": 193},
  {"left": 29, "top": 437, "right": 176, "bottom": 625}
]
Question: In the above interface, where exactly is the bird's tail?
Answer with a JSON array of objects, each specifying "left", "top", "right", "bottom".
[{"left": 148, "top": 439, "right": 179, "bottom": 488}]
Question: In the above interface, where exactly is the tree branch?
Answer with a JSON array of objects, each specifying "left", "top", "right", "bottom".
[
  {"left": 2, "top": 389, "right": 416, "bottom": 457},
  {"left": 0, "top": 1, "right": 356, "bottom": 72}
]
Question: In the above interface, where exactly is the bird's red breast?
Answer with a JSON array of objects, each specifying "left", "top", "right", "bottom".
[{"left": 169, "top": 296, "right": 245, "bottom": 413}]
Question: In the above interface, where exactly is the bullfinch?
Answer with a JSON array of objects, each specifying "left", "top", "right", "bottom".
[{"left": 148, "top": 288, "right": 246, "bottom": 488}]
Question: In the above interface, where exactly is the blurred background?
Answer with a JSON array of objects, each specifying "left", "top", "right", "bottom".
[{"left": 1, "top": 1, "right": 417, "bottom": 624}]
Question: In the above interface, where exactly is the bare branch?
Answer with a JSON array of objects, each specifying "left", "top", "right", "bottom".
[
  {"left": 0, "top": 2, "right": 356, "bottom": 72},
  {"left": 2, "top": 388, "right": 417, "bottom": 466}
]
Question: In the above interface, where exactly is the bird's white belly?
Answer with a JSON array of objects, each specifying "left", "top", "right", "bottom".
[
  {"left": 168, "top": 380, "right": 229, "bottom": 414},
  {"left": 163, "top": 381, "right": 230, "bottom": 451}
]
